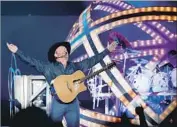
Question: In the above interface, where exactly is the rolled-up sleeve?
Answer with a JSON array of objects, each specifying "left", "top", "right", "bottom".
[{"left": 75, "top": 49, "right": 110, "bottom": 71}]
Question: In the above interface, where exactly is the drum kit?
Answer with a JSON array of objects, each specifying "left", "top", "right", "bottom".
[
  {"left": 126, "top": 58, "right": 176, "bottom": 94},
  {"left": 123, "top": 54, "right": 176, "bottom": 114},
  {"left": 113, "top": 47, "right": 177, "bottom": 99},
  {"left": 108, "top": 32, "right": 176, "bottom": 114},
  {"left": 126, "top": 59, "right": 153, "bottom": 93}
]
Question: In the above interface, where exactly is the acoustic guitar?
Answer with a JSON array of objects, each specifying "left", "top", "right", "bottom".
[{"left": 53, "top": 62, "right": 116, "bottom": 103}]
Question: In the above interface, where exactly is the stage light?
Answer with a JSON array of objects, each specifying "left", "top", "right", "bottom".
[
  {"left": 141, "top": 7, "right": 146, "bottom": 12},
  {"left": 142, "top": 26, "right": 147, "bottom": 31},
  {"left": 169, "top": 34, "right": 174, "bottom": 38},
  {"left": 101, "top": 6, "right": 105, "bottom": 10},
  {"left": 133, "top": 42, "right": 138, "bottom": 47},
  {"left": 105, "top": 6, "right": 109, "bottom": 11},
  {"left": 107, "top": 8, "right": 111, "bottom": 12},
  {"left": 148, "top": 15, "right": 154, "bottom": 20},
  {"left": 123, "top": 4, "right": 127, "bottom": 8},
  {"left": 127, "top": 5, "right": 132, "bottom": 9},
  {"left": 138, "top": 53, "right": 141, "bottom": 57},
  {"left": 117, "top": 21, "right": 123, "bottom": 26},
  {"left": 153, "top": 57, "right": 158, "bottom": 61},
  {"left": 112, "top": 1, "right": 116, "bottom": 4},
  {"left": 152, "top": 21, "right": 157, "bottom": 25},
  {"left": 157, "top": 39, "right": 163, "bottom": 44},
  {"left": 116, "top": 1, "right": 121, "bottom": 5},
  {"left": 162, "top": 15, "right": 167, "bottom": 20},
  {"left": 110, "top": 9, "right": 114, "bottom": 13},
  {"left": 123, "top": 19, "right": 128, "bottom": 24},
  {"left": 165, "top": 30, "right": 170, "bottom": 35},
  {"left": 134, "top": 8, "right": 139, "bottom": 13},
  {"left": 172, "top": 7, "right": 177, "bottom": 12},
  {"left": 149, "top": 50, "right": 153, "bottom": 55},
  {"left": 141, "top": 16, "right": 147, "bottom": 21},
  {"left": 157, "top": 24, "right": 161, "bottom": 28},
  {"left": 129, "top": 90, "right": 136, "bottom": 98},
  {"left": 160, "top": 27, "right": 166, "bottom": 32},
  {"left": 143, "top": 51, "right": 147, "bottom": 56},
  {"left": 146, "top": 40, "right": 151, "bottom": 46},
  {"left": 124, "top": 100, "right": 129, "bottom": 106},
  {"left": 147, "top": 7, "right": 152, "bottom": 12},
  {"left": 154, "top": 49, "right": 159, "bottom": 55},
  {"left": 133, "top": 17, "right": 139, "bottom": 22},
  {"left": 127, "top": 9, "right": 133, "bottom": 14},
  {"left": 168, "top": 16, "right": 173, "bottom": 21},
  {"left": 152, "top": 40, "right": 157, "bottom": 45},
  {"left": 107, "top": 116, "right": 112, "bottom": 121},
  {"left": 160, "top": 49, "right": 165, "bottom": 55},
  {"left": 160, "top": 7, "right": 165, "bottom": 11},
  {"left": 119, "top": 54, "right": 123, "bottom": 60},
  {"left": 119, "top": 2, "right": 123, "bottom": 6},
  {"left": 146, "top": 29, "right": 151, "bottom": 34},
  {"left": 151, "top": 32, "right": 156, "bottom": 37},
  {"left": 160, "top": 101, "right": 176, "bottom": 121},
  {"left": 166, "top": 7, "right": 171, "bottom": 12},
  {"left": 155, "top": 36, "right": 160, "bottom": 40},
  {"left": 164, "top": 60, "right": 169, "bottom": 64},
  {"left": 122, "top": 10, "right": 128, "bottom": 15},
  {"left": 153, "top": 6, "right": 158, "bottom": 11},
  {"left": 140, "top": 41, "right": 145, "bottom": 46},
  {"left": 137, "top": 23, "right": 142, "bottom": 28},
  {"left": 100, "top": 18, "right": 104, "bottom": 23},
  {"left": 130, "top": 55, "right": 134, "bottom": 58}
]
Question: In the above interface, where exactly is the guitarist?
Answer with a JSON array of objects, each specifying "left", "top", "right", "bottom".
[{"left": 7, "top": 41, "right": 117, "bottom": 127}]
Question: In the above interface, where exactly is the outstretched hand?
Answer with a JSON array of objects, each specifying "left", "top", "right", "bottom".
[
  {"left": 7, "top": 42, "right": 18, "bottom": 53},
  {"left": 107, "top": 41, "right": 117, "bottom": 52}
]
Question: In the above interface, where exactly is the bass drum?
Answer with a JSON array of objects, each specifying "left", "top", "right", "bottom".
[
  {"left": 152, "top": 72, "right": 169, "bottom": 92},
  {"left": 132, "top": 73, "right": 152, "bottom": 93}
]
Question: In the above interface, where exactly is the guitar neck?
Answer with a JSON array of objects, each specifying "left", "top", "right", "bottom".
[{"left": 80, "top": 67, "right": 107, "bottom": 82}]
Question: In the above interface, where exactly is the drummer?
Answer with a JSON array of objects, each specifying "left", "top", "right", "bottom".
[{"left": 168, "top": 50, "right": 177, "bottom": 68}]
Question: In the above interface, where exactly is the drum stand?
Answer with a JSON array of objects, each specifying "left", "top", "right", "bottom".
[
  {"left": 126, "top": 64, "right": 142, "bottom": 82},
  {"left": 123, "top": 51, "right": 128, "bottom": 77}
]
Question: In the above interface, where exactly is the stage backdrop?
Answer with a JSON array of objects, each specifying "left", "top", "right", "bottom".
[{"left": 1, "top": 1, "right": 177, "bottom": 126}]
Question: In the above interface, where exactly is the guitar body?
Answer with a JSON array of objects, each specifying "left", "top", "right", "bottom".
[{"left": 53, "top": 70, "right": 87, "bottom": 103}]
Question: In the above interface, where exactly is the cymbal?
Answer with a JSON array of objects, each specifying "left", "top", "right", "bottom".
[
  {"left": 131, "top": 58, "right": 149, "bottom": 64},
  {"left": 128, "top": 65, "right": 149, "bottom": 71},
  {"left": 112, "top": 48, "right": 141, "bottom": 55},
  {"left": 124, "top": 48, "right": 141, "bottom": 55}
]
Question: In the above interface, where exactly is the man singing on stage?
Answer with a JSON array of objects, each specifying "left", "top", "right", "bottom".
[{"left": 7, "top": 41, "right": 117, "bottom": 127}]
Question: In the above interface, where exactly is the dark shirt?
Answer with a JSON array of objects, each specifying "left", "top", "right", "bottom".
[{"left": 16, "top": 49, "right": 110, "bottom": 100}]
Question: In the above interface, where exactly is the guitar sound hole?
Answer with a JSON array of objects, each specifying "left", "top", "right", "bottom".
[{"left": 73, "top": 79, "right": 80, "bottom": 83}]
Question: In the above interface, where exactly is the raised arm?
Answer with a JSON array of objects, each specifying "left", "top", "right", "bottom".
[
  {"left": 7, "top": 42, "right": 46, "bottom": 73},
  {"left": 75, "top": 41, "right": 117, "bottom": 71}
]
